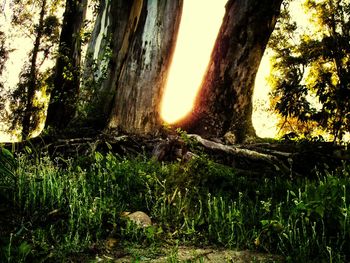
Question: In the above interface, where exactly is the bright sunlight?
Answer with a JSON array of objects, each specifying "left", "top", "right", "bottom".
[{"left": 160, "top": 0, "right": 227, "bottom": 123}]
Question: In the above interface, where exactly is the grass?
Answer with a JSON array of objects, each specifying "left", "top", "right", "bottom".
[{"left": 1, "top": 148, "right": 350, "bottom": 262}]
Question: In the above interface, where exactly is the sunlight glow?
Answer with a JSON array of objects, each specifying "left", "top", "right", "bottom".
[
  {"left": 252, "top": 51, "right": 279, "bottom": 138},
  {"left": 160, "top": 0, "right": 227, "bottom": 123},
  {"left": 252, "top": 0, "right": 308, "bottom": 139}
]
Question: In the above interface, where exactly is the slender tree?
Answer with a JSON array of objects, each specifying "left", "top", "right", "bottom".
[
  {"left": 45, "top": 0, "right": 88, "bottom": 129},
  {"left": 0, "top": 30, "right": 11, "bottom": 127},
  {"left": 8, "top": 0, "right": 60, "bottom": 140},
  {"left": 21, "top": 0, "right": 47, "bottom": 139}
]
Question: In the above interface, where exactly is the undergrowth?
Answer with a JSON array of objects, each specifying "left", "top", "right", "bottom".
[{"left": 1, "top": 148, "right": 350, "bottom": 262}]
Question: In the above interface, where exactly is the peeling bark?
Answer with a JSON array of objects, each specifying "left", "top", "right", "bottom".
[
  {"left": 177, "top": 0, "right": 283, "bottom": 143},
  {"left": 81, "top": 0, "right": 135, "bottom": 128},
  {"left": 107, "top": 0, "right": 183, "bottom": 135}
]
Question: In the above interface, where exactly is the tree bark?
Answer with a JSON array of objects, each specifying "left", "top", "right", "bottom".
[
  {"left": 177, "top": 0, "right": 283, "bottom": 143},
  {"left": 81, "top": 0, "right": 136, "bottom": 129},
  {"left": 45, "top": 0, "right": 88, "bottom": 129},
  {"left": 106, "top": 0, "right": 183, "bottom": 135}
]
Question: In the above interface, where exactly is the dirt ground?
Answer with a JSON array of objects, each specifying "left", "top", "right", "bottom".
[
  {"left": 95, "top": 244, "right": 283, "bottom": 262},
  {"left": 122, "top": 248, "right": 280, "bottom": 262}
]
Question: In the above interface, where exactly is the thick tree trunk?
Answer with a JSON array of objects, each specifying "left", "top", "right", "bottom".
[
  {"left": 107, "top": 0, "right": 183, "bottom": 135},
  {"left": 177, "top": 0, "right": 283, "bottom": 143},
  {"left": 45, "top": 0, "right": 87, "bottom": 129}
]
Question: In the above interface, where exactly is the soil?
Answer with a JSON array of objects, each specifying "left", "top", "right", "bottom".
[{"left": 96, "top": 245, "right": 282, "bottom": 262}]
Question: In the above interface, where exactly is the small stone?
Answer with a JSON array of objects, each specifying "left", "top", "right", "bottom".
[{"left": 122, "top": 211, "right": 152, "bottom": 228}]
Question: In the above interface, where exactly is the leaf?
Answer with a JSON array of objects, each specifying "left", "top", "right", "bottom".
[
  {"left": 0, "top": 147, "right": 17, "bottom": 189},
  {"left": 105, "top": 141, "right": 112, "bottom": 151},
  {"left": 24, "top": 146, "right": 32, "bottom": 154},
  {"left": 19, "top": 241, "right": 32, "bottom": 257}
]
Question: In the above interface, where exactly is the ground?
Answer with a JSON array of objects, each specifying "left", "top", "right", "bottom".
[{"left": 0, "top": 201, "right": 281, "bottom": 262}]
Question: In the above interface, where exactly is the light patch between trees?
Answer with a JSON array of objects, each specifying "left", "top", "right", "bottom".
[{"left": 160, "top": 0, "right": 227, "bottom": 124}]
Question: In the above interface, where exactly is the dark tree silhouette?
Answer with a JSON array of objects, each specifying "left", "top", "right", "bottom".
[{"left": 46, "top": 0, "right": 88, "bottom": 129}]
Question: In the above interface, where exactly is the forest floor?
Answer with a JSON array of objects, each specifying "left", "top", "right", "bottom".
[
  {"left": 1, "top": 134, "right": 350, "bottom": 262},
  {"left": 102, "top": 246, "right": 281, "bottom": 262},
  {"left": 0, "top": 201, "right": 281, "bottom": 262}
]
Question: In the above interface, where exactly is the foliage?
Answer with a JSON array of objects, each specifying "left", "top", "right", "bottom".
[
  {"left": 269, "top": 0, "right": 350, "bottom": 142},
  {"left": 0, "top": 29, "right": 13, "bottom": 130},
  {"left": 7, "top": 0, "right": 61, "bottom": 139},
  {"left": 0, "top": 30, "right": 10, "bottom": 77},
  {"left": 1, "top": 151, "right": 350, "bottom": 262},
  {"left": 77, "top": 35, "right": 114, "bottom": 128},
  {"left": 0, "top": 147, "right": 17, "bottom": 196}
]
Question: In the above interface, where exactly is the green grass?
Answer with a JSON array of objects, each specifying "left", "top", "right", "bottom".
[{"left": 1, "top": 149, "right": 350, "bottom": 262}]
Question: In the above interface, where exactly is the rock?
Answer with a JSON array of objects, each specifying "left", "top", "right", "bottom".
[{"left": 122, "top": 211, "right": 152, "bottom": 228}]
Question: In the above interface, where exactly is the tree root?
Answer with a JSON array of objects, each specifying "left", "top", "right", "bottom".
[{"left": 188, "top": 134, "right": 292, "bottom": 176}]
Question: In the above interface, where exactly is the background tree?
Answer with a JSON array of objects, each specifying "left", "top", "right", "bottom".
[
  {"left": 20, "top": 0, "right": 48, "bottom": 139},
  {"left": 269, "top": 0, "right": 350, "bottom": 142},
  {"left": 0, "top": 29, "right": 12, "bottom": 131},
  {"left": 9, "top": 0, "right": 61, "bottom": 140},
  {"left": 45, "top": 0, "right": 88, "bottom": 130},
  {"left": 177, "top": 0, "right": 283, "bottom": 143}
]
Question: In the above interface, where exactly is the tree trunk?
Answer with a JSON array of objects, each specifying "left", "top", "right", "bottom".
[
  {"left": 45, "top": 0, "right": 87, "bottom": 129},
  {"left": 107, "top": 0, "right": 183, "bottom": 135},
  {"left": 80, "top": 0, "right": 136, "bottom": 129},
  {"left": 177, "top": 0, "right": 283, "bottom": 143},
  {"left": 21, "top": 0, "right": 47, "bottom": 140}
]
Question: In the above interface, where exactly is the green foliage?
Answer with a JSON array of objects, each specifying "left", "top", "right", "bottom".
[
  {"left": 269, "top": 0, "right": 350, "bottom": 142},
  {"left": 77, "top": 35, "right": 114, "bottom": 127},
  {"left": 0, "top": 147, "right": 17, "bottom": 195},
  {"left": 8, "top": 0, "right": 61, "bottom": 138},
  {"left": 0, "top": 29, "right": 13, "bottom": 129},
  {"left": 1, "top": 152, "right": 350, "bottom": 261},
  {"left": 0, "top": 30, "right": 10, "bottom": 77}
]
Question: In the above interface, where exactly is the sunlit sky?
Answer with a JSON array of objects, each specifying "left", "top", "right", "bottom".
[
  {"left": 0, "top": 0, "right": 307, "bottom": 142},
  {"left": 160, "top": 0, "right": 227, "bottom": 123}
]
